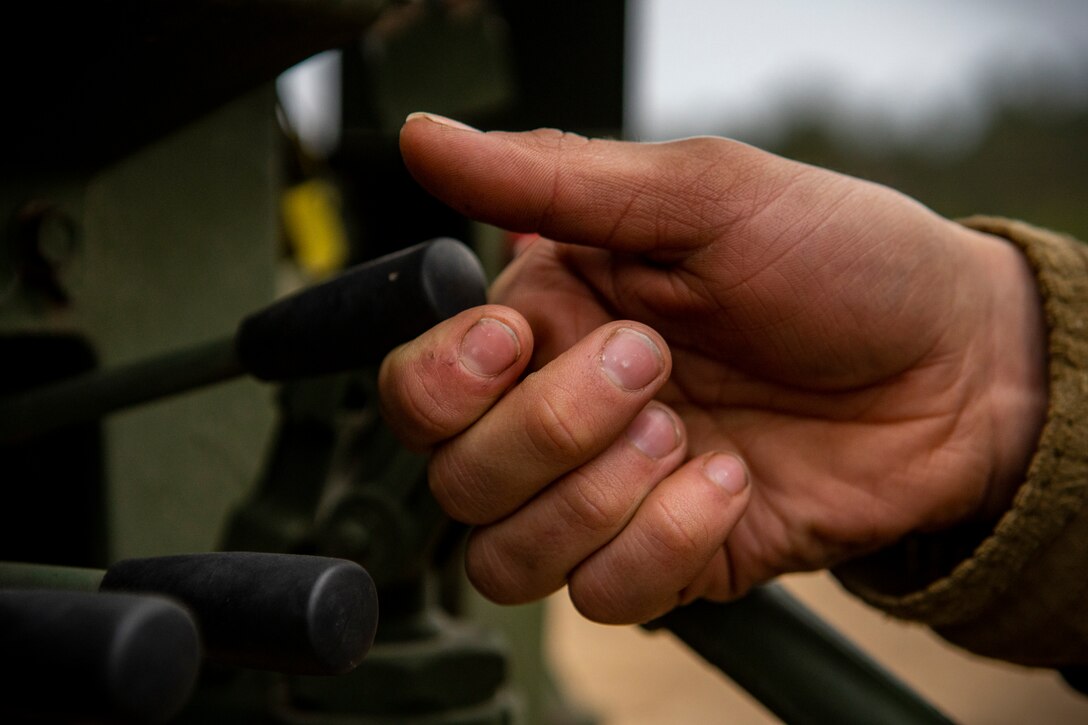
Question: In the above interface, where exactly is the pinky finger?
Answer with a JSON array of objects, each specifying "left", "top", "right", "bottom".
[{"left": 567, "top": 452, "right": 750, "bottom": 625}]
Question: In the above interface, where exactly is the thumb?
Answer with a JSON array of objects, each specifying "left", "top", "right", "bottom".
[{"left": 399, "top": 113, "right": 785, "bottom": 255}]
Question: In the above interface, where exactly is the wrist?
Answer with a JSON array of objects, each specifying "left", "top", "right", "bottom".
[
  {"left": 838, "top": 219, "right": 1088, "bottom": 649},
  {"left": 962, "top": 225, "right": 1048, "bottom": 521}
]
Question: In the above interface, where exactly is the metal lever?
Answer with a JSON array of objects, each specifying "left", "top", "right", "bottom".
[{"left": 0, "top": 238, "right": 487, "bottom": 443}]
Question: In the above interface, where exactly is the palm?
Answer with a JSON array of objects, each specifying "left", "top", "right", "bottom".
[{"left": 491, "top": 184, "right": 997, "bottom": 594}]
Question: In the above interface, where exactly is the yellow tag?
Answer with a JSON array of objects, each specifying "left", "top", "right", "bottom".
[{"left": 281, "top": 178, "right": 349, "bottom": 279}]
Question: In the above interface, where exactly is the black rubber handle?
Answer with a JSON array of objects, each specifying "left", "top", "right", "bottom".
[
  {"left": 0, "top": 590, "right": 201, "bottom": 723},
  {"left": 0, "top": 239, "right": 486, "bottom": 441},
  {"left": 236, "top": 238, "right": 487, "bottom": 380},
  {"left": 101, "top": 552, "right": 378, "bottom": 675}
]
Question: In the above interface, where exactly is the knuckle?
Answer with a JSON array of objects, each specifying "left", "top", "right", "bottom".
[
  {"left": 672, "top": 134, "right": 735, "bottom": 162},
  {"left": 467, "top": 526, "right": 567, "bottom": 604},
  {"left": 427, "top": 449, "right": 492, "bottom": 525},
  {"left": 648, "top": 496, "right": 710, "bottom": 561},
  {"left": 549, "top": 472, "right": 626, "bottom": 536},
  {"left": 525, "top": 385, "right": 596, "bottom": 463},
  {"left": 464, "top": 533, "right": 530, "bottom": 605},
  {"left": 526, "top": 127, "right": 591, "bottom": 155},
  {"left": 529, "top": 130, "right": 593, "bottom": 231},
  {"left": 567, "top": 569, "right": 633, "bottom": 625}
]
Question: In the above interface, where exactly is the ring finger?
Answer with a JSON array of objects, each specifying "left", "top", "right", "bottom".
[{"left": 464, "top": 402, "right": 687, "bottom": 604}]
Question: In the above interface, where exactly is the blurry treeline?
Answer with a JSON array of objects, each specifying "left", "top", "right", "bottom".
[{"left": 755, "top": 89, "right": 1088, "bottom": 242}]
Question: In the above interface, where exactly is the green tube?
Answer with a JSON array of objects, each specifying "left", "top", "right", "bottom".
[
  {"left": 646, "top": 584, "right": 953, "bottom": 724},
  {"left": 0, "top": 562, "right": 105, "bottom": 592},
  {"left": 0, "top": 336, "right": 241, "bottom": 444}
]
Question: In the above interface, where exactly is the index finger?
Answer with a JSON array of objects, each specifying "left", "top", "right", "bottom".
[{"left": 378, "top": 304, "right": 533, "bottom": 450}]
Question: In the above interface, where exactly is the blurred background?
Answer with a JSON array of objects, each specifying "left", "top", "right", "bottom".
[
  {"left": 627, "top": 0, "right": 1088, "bottom": 241},
  {"left": 281, "top": 0, "right": 1088, "bottom": 237}
]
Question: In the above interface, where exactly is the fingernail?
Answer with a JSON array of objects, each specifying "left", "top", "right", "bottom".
[
  {"left": 626, "top": 405, "right": 681, "bottom": 459},
  {"left": 461, "top": 318, "right": 520, "bottom": 376},
  {"left": 600, "top": 328, "right": 664, "bottom": 391},
  {"left": 702, "top": 453, "right": 748, "bottom": 494},
  {"left": 406, "top": 112, "right": 480, "bottom": 132}
]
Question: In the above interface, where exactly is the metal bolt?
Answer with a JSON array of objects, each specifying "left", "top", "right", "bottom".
[
  {"left": 7, "top": 200, "right": 81, "bottom": 305},
  {"left": 34, "top": 209, "right": 79, "bottom": 267}
]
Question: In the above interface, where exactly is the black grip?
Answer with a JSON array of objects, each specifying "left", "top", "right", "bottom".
[
  {"left": 0, "top": 590, "right": 200, "bottom": 723},
  {"left": 236, "top": 238, "right": 487, "bottom": 380},
  {"left": 101, "top": 552, "right": 379, "bottom": 675}
]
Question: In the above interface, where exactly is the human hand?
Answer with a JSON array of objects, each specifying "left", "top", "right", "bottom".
[{"left": 379, "top": 113, "right": 1047, "bottom": 624}]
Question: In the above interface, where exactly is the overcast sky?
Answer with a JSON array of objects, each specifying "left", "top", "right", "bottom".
[{"left": 627, "top": 0, "right": 1088, "bottom": 146}]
